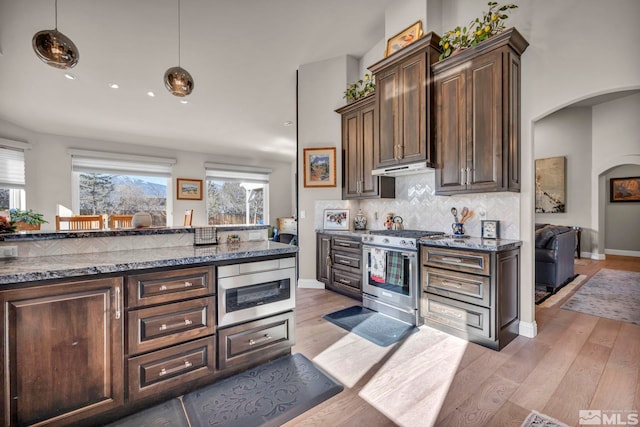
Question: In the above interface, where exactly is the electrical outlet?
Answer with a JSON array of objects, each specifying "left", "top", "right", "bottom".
[
  {"left": 0, "top": 246, "right": 18, "bottom": 258},
  {"left": 248, "top": 232, "right": 262, "bottom": 241}
]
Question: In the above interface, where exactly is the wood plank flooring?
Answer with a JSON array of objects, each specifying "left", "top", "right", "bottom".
[{"left": 285, "top": 255, "right": 640, "bottom": 426}]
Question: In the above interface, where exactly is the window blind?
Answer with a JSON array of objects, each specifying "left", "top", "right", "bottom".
[
  {"left": 205, "top": 162, "right": 271, "bottom": 184},
  {"left": 69, "top": 149, "right": 176, "bottom": 177},
  {"left": 0, "top": 147, "right": 25, "bottom": 189}
]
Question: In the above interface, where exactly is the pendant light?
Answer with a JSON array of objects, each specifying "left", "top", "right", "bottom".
[
  {"left": 32, "top": 0, "right": 79, "bottom": 69},
  {"left": 164, "top": 0, "right": 194, "bottom": 97}
]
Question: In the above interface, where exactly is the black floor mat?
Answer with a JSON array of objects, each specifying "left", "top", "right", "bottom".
[
  {"left": 181, "top": 353, "right": 343, "bottom": 427},
  {"left": 323, "top": 305, "right": 418, "bottom": 347},
  {"left": 106, "top": 398, "right": 189, "bottom": 427}
]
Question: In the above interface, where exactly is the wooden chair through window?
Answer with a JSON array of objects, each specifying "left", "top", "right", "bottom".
[
  {"left": 184, "top": 209, "right": 193, "bottom": 226},
  {"left": 109, "top": 214, "right": 133, "bottom": 229},
  {"left": 55, "top": 215, "right": 104, "bottom": 231}
]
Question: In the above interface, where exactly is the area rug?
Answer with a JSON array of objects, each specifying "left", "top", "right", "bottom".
[
  {"left": 521, "top": 410, "right": 569, "bottom": 427},
  {"left": 561, "top": 269, "right": 640, "bottom": 326},
  {"left": 181, "top": 353, "right": 343, "bottom": 427},
  {"left": 322, "top": 305, "right": 418, "bottom": 347},
  {"left": 535, "top": 274, "right": 580, "bottom": 305},
  {"left": 537, "top": 274, "right": 587, "bottom": 308}
]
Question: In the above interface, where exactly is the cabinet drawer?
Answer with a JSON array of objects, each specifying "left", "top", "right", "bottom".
[
  {"left": 332, "top": 269, "right": 361, "bottom": 291},
  {"left": 128, "top": 336, "right": 215, "bottom": 401},
  {"left": 422, "top": 247, "right": 490, "bottom": 275},
  {"left": 218, "top": 311, "right": 294, "bottom": 370},
  {"left": 128, "top": 297, "right": 216, "bottom": 355},
  {"left": 127, "top": 266, "right": 214, "bottom": 308},
  {"left": 332, "top": 236, "right": 362, "bottom": 253},
  {"left": 422, "top": 266, "right": 491, "bottom": 307},
  {"left": 422, "top": 294, "right": 491, "bottom": 338},
  {"left": 332, "top": 252, "right": 361, "bottom": 270}
]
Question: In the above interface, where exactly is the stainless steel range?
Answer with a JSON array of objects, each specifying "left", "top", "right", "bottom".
[{"left": 362, "top": 230, "right": 444, "bottom": 325}]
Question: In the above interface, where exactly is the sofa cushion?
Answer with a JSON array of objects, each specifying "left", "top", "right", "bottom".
[
  {"left": 535, "top": 225, "right": 572, "bottom": 248},
  {"left": 535, "top": 248, "right": 556, "bottom": 263}
]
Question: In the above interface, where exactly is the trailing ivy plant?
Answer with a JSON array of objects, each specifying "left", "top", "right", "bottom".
[{"left": 343, "top": 73, "right": 375, "bottom": 103}]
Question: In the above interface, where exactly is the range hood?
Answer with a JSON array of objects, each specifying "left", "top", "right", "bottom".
[{"left": 371, "top": 161, "right": 434, "bottom": 176}]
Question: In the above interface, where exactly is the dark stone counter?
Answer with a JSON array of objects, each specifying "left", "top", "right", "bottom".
[
  {"left": 420, "top": 235, "right": 522, "bottom": 251},
  {"left": 0, "top": 240, "right": 296, "bottom": 285}
]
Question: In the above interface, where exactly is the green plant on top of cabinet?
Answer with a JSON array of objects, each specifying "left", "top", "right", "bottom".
[
  {"left": 336, "top": 95, "right": 394, "bottom": 199},
  {"left": 368, "top": 33, "right": 441, "bottom": 171},
  {"left": 433, "top": 28, "right": 528, "bottom": 195}
]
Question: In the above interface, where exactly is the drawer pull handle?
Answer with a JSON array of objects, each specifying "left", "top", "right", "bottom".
[
  {"left": 249, "top": 334, "right": 272, "bottom": 346},
  {"left": 339, "top": 260, "right": 351, "bottom": 264},
  {"left": 442, "top": 281, "right": 462, "bottom": 289},
  {"left": 115, "top": 286, "right": 121, "bottom": 320},
  {"left": 159, "top": 319, "right": 193, "bottom": 331},
  {"left": 339, "top": 279, "right": 352, "bottom": 285},
  {"left": 159, "top": 285, "right": 167, "bottom": 291},
  {"left": 336, "top": 243, "right": 351, "bottom": 247},
  {"left": 159, "top": 360, "right": 193, "bottom": 377},
  {"left": 184, "top": 281, "right": 193, "bottom": 287},
  {"left": 441, "top": 257, "right": 463, "bottom": 263}
]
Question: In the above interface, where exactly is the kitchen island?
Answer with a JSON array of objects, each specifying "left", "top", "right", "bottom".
[{"left": 0, "top": 233, "right": 297, "bottom": 426}]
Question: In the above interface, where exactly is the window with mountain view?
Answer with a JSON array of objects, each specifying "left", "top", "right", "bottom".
[
  {"left": 76, "top": 173, "right": 168, "bottom": 226},
  {"left": 206, "top": 180, "right": 266, "bottom": 225}
]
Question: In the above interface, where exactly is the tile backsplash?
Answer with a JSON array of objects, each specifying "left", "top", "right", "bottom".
[{"left": 316, "top": 172, "right": 521, "bottom": 239}]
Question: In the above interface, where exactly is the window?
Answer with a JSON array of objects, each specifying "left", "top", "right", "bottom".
[
  {"left": 70, "top": 150, "right": 176, "bottom": 226},
  {"left": 205, "top": 163, "right": 271, "bottom": 225},
  {"left": 0, "top": 140, "right": 29, "bottom": 211}
]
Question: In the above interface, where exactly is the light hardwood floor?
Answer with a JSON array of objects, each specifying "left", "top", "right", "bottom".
[{"left": 285, "top": 255, "right": 640, "bottom": 427}]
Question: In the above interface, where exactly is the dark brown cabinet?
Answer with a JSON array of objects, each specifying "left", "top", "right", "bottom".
[
  {"left": 317, "top": 233, "right": 363, "bottom": 300},
  {"left": 0, "top": 277, "right": 124, "bottom": 426},
  {"left": 421, "top": 245, "right": 520, "bottom": 350},
  {"left": 336, "top": 95, "right": 394, "bottom": 199},
  {"left": 316, "top": 233, "right": 332, "bottom": 285},
  {"left": 369, "top": 33, "right": 441, "bottom": 170},
  {"left": 433, "top": 28, "right": 528, "bottom": 195}
]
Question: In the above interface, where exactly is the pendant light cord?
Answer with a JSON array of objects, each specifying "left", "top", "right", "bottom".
[
  {"left": 54, "top": 0, "right": 58, "bottom": 30},
  {"left": 177, "top": 0, "right": 181, "bottom": 67}
]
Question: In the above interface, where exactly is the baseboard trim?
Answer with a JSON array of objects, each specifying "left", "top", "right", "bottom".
[
  {"left": 605, "top": 248, "right": 640, "bottom": 258},
  {"left": 519, "top": 320, "right": 537, "bottom": 338},
  {"left": 297, "top": 278, "right": 325, "bottom": 289},
  {"left": 585, "top": 252, "right": 606, "bottom": 260}
]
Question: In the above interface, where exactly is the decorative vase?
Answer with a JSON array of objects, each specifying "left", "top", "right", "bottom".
[
  {"left": 132, "top": 212, "right": 152, "bottom": 228},
  {"left": 353, "top": 209, "right": 367, "bottom": 230}
]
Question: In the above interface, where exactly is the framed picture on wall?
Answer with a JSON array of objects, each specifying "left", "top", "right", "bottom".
[
  {"left": 176, "top": 178, "right": 203, "bottom": 200},
  {"left": 610, "top": 176, "right": 640, "bottom": 202},
  {"left": 303, "top": 147, "right": 336, "bottom": 188},
  {"left": 323, "top": 209, "right": 349, "bottom": 230},
  {"left": 535, "top": 156, "right": 566, "bottom": 213}
]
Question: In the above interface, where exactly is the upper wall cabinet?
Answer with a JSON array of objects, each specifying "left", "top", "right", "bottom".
[
  {"left": 336, "top": 95, "right": 395, "bottom": 199},
  {"left": 432, "top": 28, "right": 529, "bottom": 195},
  {"left": 368, "top": 33, "right": 441, "bottom": 172}
]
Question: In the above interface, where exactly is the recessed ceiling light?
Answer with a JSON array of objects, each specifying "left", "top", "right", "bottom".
[
  {"left": 109, "top": 83, "right": 119, "bottom": 89},
  {"left": 64, "top": 73, "right": 76, "bottom": 80},
  {"left": 147, "top": 91, "right": 155, "bottom": 97},
  {"left": 180, "top": 100, "right": 188, "bottom": 104},
  {"left": 283, "top": 121, "right": 294, "bottom": 127}
]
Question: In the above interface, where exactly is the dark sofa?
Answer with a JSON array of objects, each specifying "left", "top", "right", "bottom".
[{"left": 535, "top": 224, "right": 576, "bottom": 292}]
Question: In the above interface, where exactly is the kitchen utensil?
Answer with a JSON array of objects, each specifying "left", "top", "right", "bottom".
[
  {"left": 460, "top": 207, "right": 469, "bottom": 219},
  {"left": 460, "top": 210, "right": 474, "bottom": 223},
  {"left": 451, "top": 207, "right": 458, "bottom": 222}
]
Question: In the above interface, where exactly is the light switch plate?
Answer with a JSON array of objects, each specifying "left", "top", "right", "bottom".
[{"left": 0, "top": 246, "right": 18, "bottom": 258}]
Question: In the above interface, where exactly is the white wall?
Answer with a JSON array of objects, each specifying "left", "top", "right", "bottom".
[
  {"left": 1, "top": 118, "right": 294, "bottom": 230},
  {"left": 604, "top": 164, "right": 640, "bottom": 254},
  {"left": 297, "top": 56, "right": 352, "bottom": 286},
  {"left": 534, "top": 107, "right": 593, "bottom": 253}
]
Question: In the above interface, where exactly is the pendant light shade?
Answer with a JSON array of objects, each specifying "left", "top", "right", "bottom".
[
  {"left": 164, "top": 66, "right": 194, "bottom": 97},
  {"left": 165, "top": 0, "right": 194, "bottom": 97},
  {"left": 32, "top": 0, "right": 79, "bottom": 69}
]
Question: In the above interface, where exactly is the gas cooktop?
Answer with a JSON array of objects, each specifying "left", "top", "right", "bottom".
[{"left": 368, "top": 229, "right": 445, "bottom": 239}]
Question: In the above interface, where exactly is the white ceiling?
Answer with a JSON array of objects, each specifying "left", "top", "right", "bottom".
[{"left": 0, "top": 0, "right": 396, "bottom": 162}]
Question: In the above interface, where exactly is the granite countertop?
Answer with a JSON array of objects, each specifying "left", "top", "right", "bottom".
[
  {"left": 0, "top": 224, "right": 269, "bottom": 242},
  {"left": 420, "top": 235, "right": 522, "bottom": 251},
  {"left": 315, "top": 229, "right": 370, "bottom": 239},
  {"left": 0, "top": 240, "right": 297, "bottom": 286}
]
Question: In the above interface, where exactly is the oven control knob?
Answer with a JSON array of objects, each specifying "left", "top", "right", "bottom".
[
  {"left": 383, "top": 238, "right": 389, "bottom": 244},
  {"left": 400, "top": 240, "right": 407, "bottom": 246}
]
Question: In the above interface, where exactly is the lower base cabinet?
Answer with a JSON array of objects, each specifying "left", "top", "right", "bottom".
[
  {"left": 0, "top": 256, "right": 296, "bottom": 426},
  {"left": 421, "top": 245, "right": 520, "bottom": 351},
  {"left": 317, "top": 233, "right": 363, "bottom": 300},
  {"left": 0, "top": 277, "right": 124, "bottom": 427}
]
